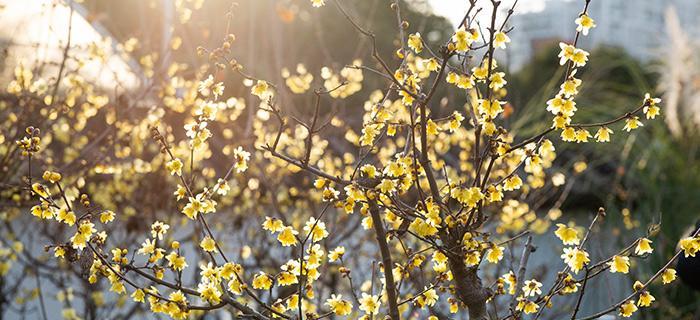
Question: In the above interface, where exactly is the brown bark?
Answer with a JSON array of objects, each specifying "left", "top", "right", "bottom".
[
  {"left": 448, "top": 250, "right": 490, "bottom": 320},
  {"left": 368, "top": 199, "right": 401, "bottom": 320}
]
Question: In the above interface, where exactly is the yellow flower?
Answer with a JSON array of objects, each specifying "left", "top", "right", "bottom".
[
  {"left": 561, "top": 127, "right": 576, "bottom": 142},
  {"left": 558, "top": 42, "right": 575, "bottom": 65},
  {"left": 182, "top": 197, "right": 203, "bottom": 220},
  {"left": 138, "top": 238, "right": 156, "bottom": 255},
  {"left": 522, "top": 279, "right": 542, "bottom": 297},
  {"left": 233, "top": 146, "right": 250, "bottom": 173},
  {"left": 561, "top": 98, "right": 577, "bottom": 115},
  {"left": 679, "top": 237, "right": 700, "bottom": 257},
  {"left": 446, "top": 72, "right": 458, "bottom": 84},
  {"left": 70, "top": 221, "right": 95, "bottom": 250},
  {"left": 277, "top": 226, "right": 298, "bottom": 247},
  {"left": 642, "top": 94, "right": 662, "bottom": 118},
  {"left": 166, "top": 252, "right": 187, "bottom": 271},
  {"left": 325, "top": 294, "right": 353, "bottom": 315},
  {"left": 99, "top": 210, "right": 115, "bottom": 224},
  {"left": 314, "top": 178, "right": 328, "bottom": 189},
  {"left": 561, "top": 274, "right": 581, "bottom": 294},
  {"left": 547, "top": 96, "right": 563, "bottom": 114},
  {"left": 173, "top": 184, "right": 186, "bottom": 200},
  {"left": 385, "top": 161, "right": 405, "bottom": 177},
  {"left": 219, "top": 262, "right": 240, "bottom": 280},
  {"left": 503, "top": 175, "right": 523, "bottom": 191},
  {"left": 414, "top": 287, "right": 438, "bottom": 308},
  {"left": 449, "top": 111, "right": 464, "bottom": 131},
  {"left": 151, "top": 221, "right": 170, "bottom": 239},
  {"left": 662, "top": 268, "right": 677, "bottom": 284},
  {"left": 560, "top": 77, "right": 581, "bottom": 97},
  {"left": 619, "top": 300, "right": 638, "bottom": 317},
  {"left": 31, "top": 203, "right": 53, "bottom": 220},
  {"left": 377, "top": 179, "right": 396, "bottom": 193},
  {"left": 215, "top": 179, "right": 230, "bottom": 196},
  {"left": 131, "top": 289, "right": 145, "bottom": 303},
  {"left": 557, "top": 42, "right": 589, "bottom": 67},
  {"left": 644, "top": 92, "right": 662, "bottom": 106},
  {"left": 574, "top": 128, "right": 591, "bottom": 143},
  {"left": 561, "top": 247, "right": 590, "bottom": 273},
  {"left": 228, "top": 279, "right": 243, "bottom": 295},
  {"left": 304, "top": 217, "right": 329, "bottom": 242},
  {"left": 359, "top": 293, "right": 380, "bottom": 314},
  {"left": 408, "top": 33, "right": 423, "bottom": 53},
  {"left": 637, "top": 291, "right": 655, "bottom": 307},
  {"left": 608, "top": 255, "right": 630, "bottom": 274},
  {"left": 623, "top": 116, "right": 643, "bottom": 132},
  {"left": 595, "top": 127, "right": 613, "bottom": 142},
  {"left": 465, "top": 251, "right": 481, "bottom": 267},
  {"left": 198, "top": 74, "right": 214, "bottom": 95},
  {"left": 322, "top": 187, "right": 340, "bottom": 201},
  {"left": 575, "top": 14, "right": 596, "bottom": 35},
  {"left": 262, "top": 216, "right": 284, "bottom": 233},
  {"left": 643, "top": 105, "right": 660, "bottom": 119},
  {"left": 328, "top": 246, "right": 345, "bottom": 262},
  {"left": 409, "top": 218, "right": 438, "bottom": 237},
  {"left": 54, "top": 247, "right": 65, "bottom": 259},
  {"left": 452, "top": 27, "right": 478, "bottom": 52},
  {"left": 494, "top": 31, "right": 510, "bottom": 49},
  {"left": 554, "top": 223, "right": 580, "bottom": 245},
  {"left": 251, "top": 80, "right": 269, "bottom": 98},
  {"left": 489, "top": 72, "right": 507, "bottom": 90},
  {"left": 360, "top": 164, "right": 377, "bottom": 178},
  {"left": 426, "top": 119, "right": 439, "bottom": 135},
  {"left": 486, "top": 245, "right": 504, "bottom": 263},
  {"left": 277, "top": 272, "right": 298, "bottom": 286},
  {"left": 487, "top": 185, "right": 503, "bottom": 203},
  {"left": 516, "top": 297, "right": 539, "bottom": 314},
  {"left": 450, "top": 186, "right": 484, "bottom": 208},
  {"left": 522, "top": 300, "right": 539, "bottom": 314},
  {"left": 457, "top": 74, "right": 474, "bottom": 89},
  {"left": 311, "top": 0, "right": 325, "bottom": 7},
  {"left": 478, "top": 99, "right": 504, "bottom": 118},
  {"left": 200, "top": 236, "right": 217, "bottom": 252},
  {"left": 571, "top": 48, "right": 589, "bottom": 67},
  {"left": 451, "top": 300, "right": 462, "bottom": 318},
  {"left": 635, "top": 238, "right": 653, "bottom": 255},
  {"left": 198, "top": 282, "right": 222, "bottom": 304},
  {"left": 165, "top": 159, "right": 183, "bottom": 176},
  {"left": 552, "top": 115, "right": 570, "bottom": 129},
  {"left": 501, "top": 271, "right": 517, "bottom": 295},
  {"left": 252, "top": 272, "right": 273, "bottom": 290},
  {"left": 424, "top": 58, "right": 439, "bottom": 72},
  {"left": 32, "top": 183, "right": 49, "bottom": 198}
]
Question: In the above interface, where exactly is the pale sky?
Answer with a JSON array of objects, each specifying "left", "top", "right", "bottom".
[{"left": 428, "top": 0, "right": 546, "bottom": 27}]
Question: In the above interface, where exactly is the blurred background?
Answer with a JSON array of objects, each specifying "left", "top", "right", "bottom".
[{"left": 1, "top": 0, "right": 699, "bottom": 318}]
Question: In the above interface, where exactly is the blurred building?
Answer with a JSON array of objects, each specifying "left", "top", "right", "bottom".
[
  {"left": 0, "top": 0, "right": 142, "bottom": 89},
  {"left": 506, "top": 0, "right": 700, "bottom": 70}
]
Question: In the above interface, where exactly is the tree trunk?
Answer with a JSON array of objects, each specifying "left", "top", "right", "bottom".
[{"left": 448, "top": 253, "right": 490, "bottom": 320}]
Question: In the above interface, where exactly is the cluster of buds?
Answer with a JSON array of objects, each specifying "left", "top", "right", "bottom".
[
  {"left": 41, "top": 170, "right": 62, "bottom": 183},
  {"left": 197, "top": 34, "right": 240, "bottom": 71},
  {"left": 80, "top": 194, "right": 90, "bottom": 207},
  {"left": 15, "top": 126, "right": 41, "bottom": 156},
  {"left": 149, "top": 126, "right": 169, "bottom": 154}
]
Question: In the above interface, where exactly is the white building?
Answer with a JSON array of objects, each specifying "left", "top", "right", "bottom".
[
  {"left": 506, "top": 0, "right": 700, "bottom": 70},
  {"left": 0, "top": 0, "right": 143, "bottom": 89}
]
